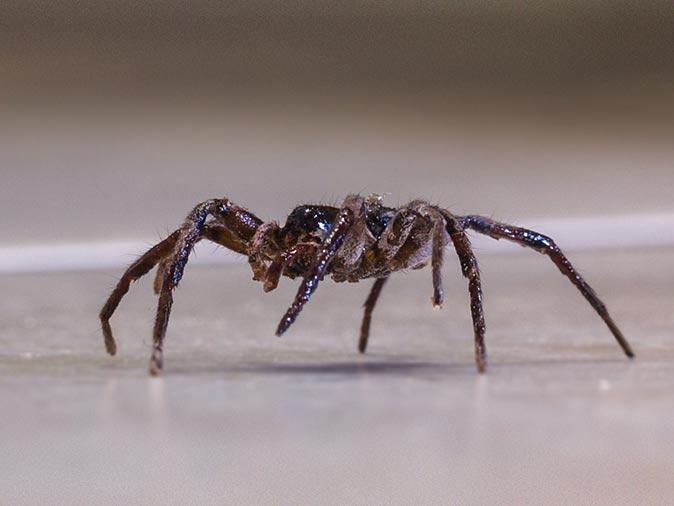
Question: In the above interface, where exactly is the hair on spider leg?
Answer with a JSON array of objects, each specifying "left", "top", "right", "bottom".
[{"left": 100, "top": 193, "right": 634, "bottom": 375}]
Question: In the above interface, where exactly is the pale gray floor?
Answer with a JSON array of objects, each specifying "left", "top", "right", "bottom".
[{"left": 1, "top": 249, "right": 674, "bottom": 505}]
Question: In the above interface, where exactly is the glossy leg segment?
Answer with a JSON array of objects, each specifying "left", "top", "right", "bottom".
[
  {"left": 358, "top": 277, "right": 388, "bottom": 353},
  {"left": 443, "top": 212, "right": 488, "bottom": 372},
  {"left": 151, "top": 223, "right": 249, "bottom": 295},
  {"left": 151, "top": 199, "right": 258, "bottom": 375},
  {"left": 100, "top": 230, "right": 181, "bottom": 356},
  {"left": 460, "top": 215, "right": 634, "bottom": 358},
  {"left": 276, "top": 200, "right": 360, "bottom": 336}
]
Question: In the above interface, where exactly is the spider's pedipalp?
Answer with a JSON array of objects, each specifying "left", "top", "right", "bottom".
[
  {"left": 263, "top": 244, "right": 317, "bottom": 293},
  {"left": 460, "top": 215, "right": 634, "bottom": 358}
]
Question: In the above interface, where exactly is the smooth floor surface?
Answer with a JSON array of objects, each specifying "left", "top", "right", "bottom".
[{"left": 1, "top": 249, "right": 674, "bottom": 505}]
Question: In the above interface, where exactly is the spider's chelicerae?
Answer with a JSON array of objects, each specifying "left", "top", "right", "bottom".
[{"left": 100, "top": 194, "right": 634, "bottom": 375}]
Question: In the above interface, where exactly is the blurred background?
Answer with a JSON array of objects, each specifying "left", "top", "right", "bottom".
[{"left": 1, "top": 0, "right": 673, "bottom": 269}]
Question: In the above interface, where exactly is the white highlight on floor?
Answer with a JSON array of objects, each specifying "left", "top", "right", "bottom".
[{"left": 2, "top": 213, "right": 673, "bottom": 274}]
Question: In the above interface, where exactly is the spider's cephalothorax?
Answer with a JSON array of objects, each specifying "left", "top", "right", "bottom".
[
  {"left": 100, "top": 194, "right": 634, "bottom": 375},
  {"left": 279, "top": 197, "right": 396, "bottom": 247}
]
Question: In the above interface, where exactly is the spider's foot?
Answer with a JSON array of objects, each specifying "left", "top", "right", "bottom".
[
  {"left": 474, "top": 342, "right": 488, "bottom": 373},
  {"left": 105, "top": 339, "right": 117, "bottom": 356},
  {"left": 358, "top": 339, "right": 368, "bottom": 354},
  {"left": 607, "top": 320, "right": 635, "bottom": 359},
  {"left": 263, "top": 280, "right": 278, "bottom": 293},
  {"left": 101, "top": 322, "right": 117, "bottom": 356},
  {"left": 475, "top": 354, "right": 487, "bottom": 373},
  {"left": 430, "top": 285, "right": 444, "bottom": 309},
  {"left": 148, "top": 349, "right": 164, "bottom": 376},
  {"left": 276, "top": 313, "right": 295, "bottom": 337},
  {"left": 429, "top": 296, "right": 443, "bottom": 310}
]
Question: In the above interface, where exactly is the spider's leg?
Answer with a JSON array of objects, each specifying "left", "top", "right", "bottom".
[
  {"left": 407, "top": 203, "right": 447, "bottom": 308},
  {"left": 359, "top": 277, "right": 388, "bottom": 353},
  {"left": 150, "top": 199, "right": 259, "bottom": 375},
  {"left": 276, "top": 197, "right": 362, "bottom": 336},
  {"left": 430, "top": 213, "right": 446, "bottom": 308},
  {"left": 460, "top": 215, "right": 634, "bottom": 358},
  {"left": 101, "top": 198, "right": 262, "bottom": 374},
  {"left": 443, "top": 212, "right": 488, "bottom": 372},
  {"left": 100, "top": 230, "right": 181, "bottom": 355},
  {"left": 103, "top": 222, "right": 252, "bottom": 357},
  {"left": 153, "top": 261, "right": 167, "bottom": 295},
  {"left": 148, "top": 223, "right": 248, "bottom": 296}
]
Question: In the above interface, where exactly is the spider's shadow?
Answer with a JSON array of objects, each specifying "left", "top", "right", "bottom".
[
  {"left": 168, "top": 357, "right": 467, "bottom": 377},
  {"left": 162, "top": 354, "right": 633, "bottom": 377}
]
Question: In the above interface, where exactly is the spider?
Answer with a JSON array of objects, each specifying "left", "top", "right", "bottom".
[{"left": 100, "top": 194, "right": 634, "bottom": 375}]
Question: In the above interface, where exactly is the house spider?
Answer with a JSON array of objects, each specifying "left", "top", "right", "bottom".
[{"left": 100, "top": 194, "right": 634, "bottom": 375}]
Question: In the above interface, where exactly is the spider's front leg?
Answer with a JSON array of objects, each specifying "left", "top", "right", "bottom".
[
  {"left": 103, "top": 221, "right": 250, "bottom": 355},
  {"left": 149, "top": 199, "right": 264, "bottom": 375},
  {"left": 152, "top": 223, "right": 249, "bottom": 295},
  {"left": 100, "top": 198, "right": 262, "bottom": 376},
  {"left": 442, "top": 212, "right": 487, "bottom": 372}
]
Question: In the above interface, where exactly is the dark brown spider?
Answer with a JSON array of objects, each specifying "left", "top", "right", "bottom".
[{"left": 100, "top": 194, "right": 634, "bottom": 375}]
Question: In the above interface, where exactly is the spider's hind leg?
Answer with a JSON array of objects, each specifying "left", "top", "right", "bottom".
[
  {"left": 429, "top": 211, "right": 446, "bottom": 308},
  {"left": 405, "top": 202, "right": 448, "bottom": 308},
  {"left": 440, "top": 210, "right": 487, "bottom": 372},
  {"left": 359, "top": 277, "right": 388, "bottom": 353},
  {"left": 460, "top": 215, "right": 634, "bottom": 358}
]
